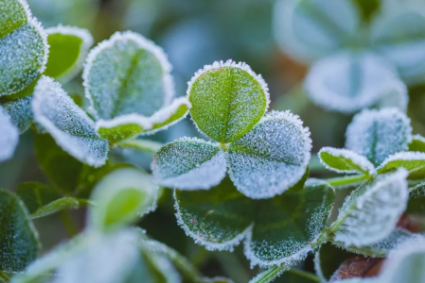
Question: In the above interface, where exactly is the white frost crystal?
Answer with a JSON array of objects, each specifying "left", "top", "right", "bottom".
[
  {"left": 319, "top": 147, "right": 376, "bottom": 175},
  {"left": 0, "top": 107, "right": 19, "bottom": 163},
  {"left": 345, "top": 108, "right": 411, "bottom": 166},
  {"left": 32, "top": 76, "right": 108, "bottom": 167}
]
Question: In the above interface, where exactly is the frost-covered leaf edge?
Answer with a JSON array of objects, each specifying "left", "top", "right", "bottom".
[{"left": 319, "top": 147, "right": 376, "bottom": 175}]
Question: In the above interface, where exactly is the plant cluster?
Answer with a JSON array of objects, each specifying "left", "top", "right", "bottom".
[{"left": 1, "top": 0, "right": 425, "bottom": 283}]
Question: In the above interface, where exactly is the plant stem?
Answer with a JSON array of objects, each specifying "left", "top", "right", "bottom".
[
  {"left": 325, "top": 174, "right": 369, "bottom": 188},
  {"left": 0, "top": 271, "right": 10, "bottom": 282},
  {"left": 58, "top": 210, "right": 79, "bottom": 237},
  {"left": 114, "top": 139, "right": 163, "bottom": 154},
  {"left": 249, "top": 265, "right": 288, "bottom": 283},
  {"left": 287, "top": 269, "right": 321, "bottom": 282}
]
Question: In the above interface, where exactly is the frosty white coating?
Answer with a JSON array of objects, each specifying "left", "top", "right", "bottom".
[
  {"left": 0, "top": 107, "right": 19, "bottom": 163},
  {"left": 319, "top": 147, "right": 376, "bottom": 175}
]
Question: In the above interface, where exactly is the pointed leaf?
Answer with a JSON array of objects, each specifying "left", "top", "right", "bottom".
[
  {"left": 319, "top": 147, "right": 376, "bottom": 175},
  {"left": 88, "top": 168, "right": 158, "bottom": 232},
  {"left": 16, "top": 182, "right": 82, "bottom": 219},
  {"left": 408, "top": 134, "right": 425, "bottom": 152},
  {"left": 0, "top": 190, "right": 39, "bottom": 272},
  {"left": 345, "top": 108, "right": 411, "bottom": 166},
  {"left": 273, "top": 0, "right": 361, "bottom": 62},
  {"left": 0, "top": 0, "right": 48, "bottom": 96},
  {"left": 377, "top": 151, "right": 425, "bottom": 175},
  {"left": 407, "top": 181, "right": 425, "bottom": 215},
  {"left": 1, "top": 96, "right": 33, "bottom": 133},
  {"left": 305, "top": 51, "right": 403, "bottom": 113},
  {"left": 330, "top": 169, "right": 409, "bottom": 247},
  {"left": 44, "top": 26, "right": 93, "bottom": 83},
  {"left": 83, "top": 31, "right": 174, "bottom": 120},
  {"left": 0, "top": 106, "right": 19, "bottom": 163},
  {"left": 188, "top": 60, "right": 269, "bottom": 143},
  {"left": 227, "top": 111, "right": 311, "bottom": 199},
  {"left": 32, "top": 76, "right": 109, "bottom": 167},
  {"left": 152, "top": 138, "right": 227, "bottom": 190}
]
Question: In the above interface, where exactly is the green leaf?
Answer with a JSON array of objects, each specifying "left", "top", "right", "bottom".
[
  {"left": 314, "top": 243, "right": 352, "bottom": 282},
  {"left": 32, "top": 76, "right": 109, "bottom": 167},
  {"left": 44, "top": 26, "right": 93, "bottom": 83},
  {"left": 0, "top": 0, "right": 48, "bottom": 96},
  {"left": 1, "top": 96, "right": 33, "bottom": 133},
  {"left": 330, "top": 169, "right": 408, "bottom": 247},
  {"left": 319, "top": 147, "right": 375, "bottom": 175},
  {"left": 88, "top": 168, "right": 157, "bottom": 232},
  {"left": 16, "top": 182, "right": 82, "bottom": 219},
  {"left": 0, "top": 189, "right": 39, "bottom": 272},
  {"left": 115, "top": 139, "right": 163, "bottom": 154},
  {"left": 0, "top": 106, "right": 19, "bottom": 163},
  {"left": 407, "top": 182, "right": 425, "bottom": 215},
  {"left": 34, "top": 133, "right": 84, "bottom": 193},
  {"left": 273, "top": 270, "right": 320, "bottom": 283},
  {"left": 83, "top": 31, "right": 173, "bottom": 120},
  {"left": 152, "top": 137, "right": 226, "bottom": 190},
  {"left": 175, "top": 178, "right": 334, "bottom": 267},
  {"left": 377, "top": 152, "right": 425, "bottom": 175},
  {"left": 273, "top": 0, "right": 361, "bottom": 62},
  {"left": 188, "top": 60, "right": 269, "bottom": 143},
  {"left": 227, "top": 111, "right": 311, "bottom": 199},
  {"left": 345, "top": 108, "right": 411, "bottom": 166},
  {"left": 409, "top": 134, "right": 425, "bottom": 152},
  {"left": 371, "top": 3, "right": 425, "bottom": 84}
]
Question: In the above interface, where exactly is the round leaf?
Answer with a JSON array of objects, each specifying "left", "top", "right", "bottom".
[
  {"left": 0, "top": 190, "right": 39, "bottom": 272},
  {"left": 227, "top": 111, "right": 311, "bottom": 199},
  {"left": 345, "top": 108, "right": 411, "bottom": 166},
  {"left": 44, "top": 25, "right": 93, "bottom": 83},
  {"left": 273, "top": 0, "right": 361, "bottom": 62},
  {"left": 319, "top": 147, "right": 376, "bottom": 175},
  {"left": 32, "top": 76, "right": 109, "bottom": 167},
  {"left": 305, "top": 51, "right": 403, "bottom": 113},
  {"left": 188, "top": 60, "right": 269, "bottom": 143},
  {"left": 0, "top": 0, "right": 48, "bottom": 96},
  {"left": 88, "top": 168, "right": 158, "bottom": 232},
  {"left": 0, "top": 106, "right": 19, "bottom": 163},
  {"left": 152, "top": 138, "right": 227, "bottom": 190},
  {"left": 83, "top": 31, "right": 174, "bottom": 120}
]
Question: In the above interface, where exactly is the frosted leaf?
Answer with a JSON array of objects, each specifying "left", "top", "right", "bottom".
[
  {"left": 305, "top": 51, "right": 401, "bottom": 113},
  {"left": 188, "top": 60, "right": 269, "bottom": 143},
  {"left": 408, "top": 134, "right": 425, "bottom": 152},
  {"left": 371, "top": 4, "right": 425, "bottom": 84},
  {"left": 174, "top": 178, "right": 254, "bottom": 251},
  {"left": 88, "top": 168, "right": 158, "bottom": 232},
  {"left": 1, "top": 96, "right": 33, "bottom": 132},
  {"left": 0, "top": 190, "right": 39, "bottom": 272},
  {"left": 152, "top": 137, "right": 226, "bottom": 190},
  {"left": 319, "top": 147, "right": 376, "bottom": 176},
  {"left": 52, "top": 229, "right": 142, "bottom": 283},
  {"left": 227, "top": 111, "right": 311, "bottom": 199},
  {"left": 174, "top": 178, "right": 334, "bottom": 267},
  {"left": 45, "top": 25, "right": 93, "bottom": 83},
  {"left": 0, "top": 107, "right": 19, "bottom": 163},
  {"left": 314, "top": 243, "right": 352, "bottom": 282},
  {"left": 377, "top": 151, "right": 425, "bottom": 175},
  {"left": 345, "top": 108, "right": 412, "bottom": 166},
  {"left": 32, "top": 76, "right": 109, "bottom": 167},
  {"left": 83, "top": 31, "right": 173, "bottom": 120},
  {"left": 331, "top": 169, "right": 409, "bottom": 247},
  {"left": 407, "top": 181, "right": 425, "bottom": 215},
  {"left": 0, "top": 0, "right": 48, "bottom": 96},
  {"left": 138, "top": 245, "right": 181, "bottom": 283},
  {"left": 371, "top": 80, "right": 409, "bottom": 113},
  {"left": 273, "top": 0, "right": 361, "bottom": 62},
  {"left": 332, "top": 229, "right": 419, "bottom": 257},
  {"left": 248, "top": 265, "right": 293, "bottom": 283},
  {"left": 378, "top": 236, "right": 425, "bottom": 283},
  {"left": 246, "top": 179, "right": 334, "bottom": 267}
]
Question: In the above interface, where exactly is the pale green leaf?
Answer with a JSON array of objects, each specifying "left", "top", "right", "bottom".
[
  {"left": 83, "top": 31, "right": 173, "bottom": 120},
  {"left": 88, "top": 168, "right": 158, "bottom": 232},
  {"left": 1, "top": 95, "right": 33, "bottom": 132},
  {"left": 319, "top": 147, "right": 375, "bottom": 175},
  {"left": 0, "top": 106, "right": 19, "bottom": 163},
  {"left": 345, "top": 108, "right": 411, "bottom": 166},
  {"left": 115, "top": 139, "right": 163, "bottom": 154},
  {"left": 227, "top": 111, "right": 311, "bottom": 199},
  {"left": 32, "top": 76, "right": 109, "bottom": 167},
  {"left": 273, "top": 0, "right": 361, "bottom": 62},
  {"left": 408, "top": 134, "right": 425, "bottom": 152},
  {"left": 44, "top": 25, "right": 93, "bottom": 83},
  {"left": 377, "top": 151, "right": 425, "bottom": 174},
  {"left": 188, "top": 60, "right": 269, "bottom": 143},
  {"left": 0, "top": 0, "right": 48, "bottom": 96},
  {"left": 0, "top": 189, "right": 39, "bottom": 272},
  {"left": 330, "top": 169, "right": 409, "bottom": 247},
  {"left": 152, "top": 138, "right": 226, "bottom": 190}
]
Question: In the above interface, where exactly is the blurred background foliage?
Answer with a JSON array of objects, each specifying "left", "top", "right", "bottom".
[{"left": 1, "top": 0, "right": 425, "bottom": 281}]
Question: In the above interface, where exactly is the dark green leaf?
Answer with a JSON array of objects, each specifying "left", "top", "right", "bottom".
[
  {"left": 314, "top": 243, "right": 352, "bottom": 281},
  {"left": 407, "top": 182, "right": 425, "bottom": 215}
]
